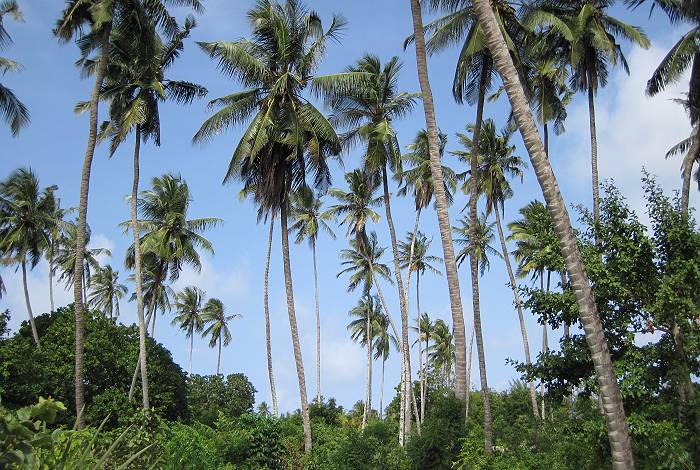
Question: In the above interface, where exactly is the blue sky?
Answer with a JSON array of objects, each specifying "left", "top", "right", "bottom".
[{"left": 1, "top": 1, "right": 696, "bottom": 414}]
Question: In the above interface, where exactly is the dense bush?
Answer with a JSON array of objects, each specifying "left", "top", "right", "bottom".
[{"left": 186, "top": 373, "right": 256, "bottom": 426}]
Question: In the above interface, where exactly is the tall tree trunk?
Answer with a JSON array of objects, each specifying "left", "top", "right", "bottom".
[
  {"left": 469, "top": 67, "right": 494, "bottom": 453},
  {"left": 588, "top": 87, "right": 600, "bottom": 229},
  {"left": 671, "top": 322, "right": 697, "bottom": 424},
  {"left": 407, "top": 0, "right": 468, "bottom": 416},
  {"left": 681, "top": 124, "right": 699, "bottom": 214},
  {"left": 280, "top": 199, "right": 312, "bottom": 452},
  {"left": 189, "top": 333, "right": 193, "bottom": 376},
  {"left": 363, "top": 302, "right": 371, "bottom": 431},
  {"left": 493, "top": 208, "right": 538, "bottom": 418},
  {"left": 129, "top": 295, "right": 157, "bottom": 402},
  {"left": 151, "top": 306, "right": 157, "bottom": 337},
  {"left": 465, "top": 325, "right": 474, "bottom": 418},
  {"left": 216, "top": 337, "right": 221, "bottom": 375},
  {"left": 263, "top": 219, "right": 279, "bottom": 416},
  {"left": 471, "top": 2, "right": 635, "bottom": 467},
  {"left": 74, "top": 28, "right": 110, "bottom": 429},
  {"left": 381, "top": 167, "right": 412, "bottom": 439},
  {"left": 541, "top": 272, "right": 551, "bottom": 419},
  {"left": 380, "top": 358, "right": 386, "bottom": 419},
  {"left": 21, "top": 261, "right": 40, "bottom": 347},
  {"left": 82, "top": 271, "right": 87, "bottom": 306},
  {"left": 48, "top": 246, "right": 55, "bottom": 312},
  {"left": 422, "top": 336, "right": 428, "bottom": 422},
  {"left": 131, "top": 126, "right": 149, "bottom": 410},
  {"left": 417, "top": 342, "right": 423, "bottom": 424},
  {"left": 313, "top": 242, "right": 321, "bottom": 404}
]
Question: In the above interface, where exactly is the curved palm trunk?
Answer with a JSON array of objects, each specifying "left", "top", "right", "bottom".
[
  {"left": 129, "top": 291, "right": 158, "bottom": 401},
  {"left": 48, "top": 246, "right": 55, "bottom": 312},
  {"left": 407, "top": 0, "right": 469, "bottom": 417},
  {"left": 216, "top": 337, "right": 222, "bottom": 375},
  {"left": 681, "top": 124, "right": 699, "bottom": 214},
  {"left": 471, "top": 2, "right": 635, "bottom": 467},
  {"left": 469, "top": 67, "right": 494, "bottom": 452},
  {"left": 312, "top": 242, "right": 321, "bottom": 404},
  {"left": 74, "top": 29, "right": 111, "bottom": 429},
  {"left": 280, "top": 200, "right": 312, "bottom": 452},
  {"left": 465, "top": 325, "right": 474, "bottom": 418},
  {"left": 131, "top": 126, "right": 150, "bottom": 410},
  {"left": 263, "top": 219, "right": 279, "bottom": 416},
  {"left": 588, "top": 87, "right": 600, "bottom": 229},
  {"left": 381, "top": 167, "right": 412, "bottom": 440},
  {"left": 380, "top": 357, "right": 386, "bottom": 419},
  {"left": 21, "top": 261, "right": 40, "bottom": 347},
  {"left": 493, "top": 208, "right": 538, "bottom": 418}
]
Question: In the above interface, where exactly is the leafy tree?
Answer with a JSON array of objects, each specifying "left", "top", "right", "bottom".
[
  {"left": 0, "top": 168, "right": 57, "bottom": 346},
  {"left": 453, "top": 212, "right": 501, "bottom": 275},
  {"left": 0, "top": 0, "right": 28, "bottom": 135},
  {"left": 201, "top": 298, "right": 239, "bottom": 375},
  {"left": 172, "top": 286, "right": 206, "bottom": 376},
  {"left": 186, "top": 373, "right": 256, "bottom": 426},
  {"left": 87, "top": 265, "right": 128, "bottom": 321}
]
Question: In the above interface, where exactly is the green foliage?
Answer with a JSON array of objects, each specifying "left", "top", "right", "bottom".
[
  {"left": 186, "top": 374, "right": 256, "bottom": 426},
  {"left": 0, "top": 306, "right": 188, "bottom": 425}
]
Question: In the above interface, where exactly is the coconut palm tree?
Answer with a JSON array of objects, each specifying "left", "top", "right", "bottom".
[
  {"left": 46, "top": 200, "right": 72, "bottom": 313},
  {"left": 459, "top": 118, "right": 539, "bottom": 418},
  {"left": 626, "top": 0, "right": 699, "bottom": 213},
  {"left": 453, "top": 212, "right": 501, "bottom": 275},
  {"left": 173, "top": 286, "right": 206, "bottom": 376},
  {"left": 399, "top": 231, "right": 443, "bottom": 330},
  {"left": 201, "top": 298, "right": 239, "bottom": 375},
  {"left": 374, "top": 309, "right": 399, "bottom": 420},
  {"left": 0, "top": 168, "right": 57, "bottom": 346},
  {"left": 412, "top": 312, "right": 434, "bottom": 424},
  {"left": 470, "top": 0, "right": 635, "bottom": 465},
  {"left": 347, "top": 293, "right": 381, "bottom": 430},
  {"left": 262, "top": 216, "right": 279, "bottom": 416},
  {"left": 429, "top": 319, "right": 455, "bottom": 389},
  {"left": 55, "top": 0, "right": 202, "bottom": 427},
  {"left": 193, "top": 1, "right": 346, "bottom": 451},
  {"left": 523, "top": 0, "right": 650, "bottom": 228},
  {"left": 316, "top": 54, "right": 420, "bottom": 437},
  {"left": 0, "top": 0, "right": 28, "bottom": 136},
  {"left": 87, "top": 265, "right": 127, "bottom": 321},
  {"left": 101, "top": 12, "right": 205, "bottom": 411},
  {"left": 290, "top": 185, "right": 335, "bottom": 403}
]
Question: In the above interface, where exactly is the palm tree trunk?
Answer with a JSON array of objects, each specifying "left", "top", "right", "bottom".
[
  {"left": 363, "top": 303, "right": 371, "bottom": 431},
  {"left": 381, "top": 167, "right": 412, "bottom": 439},
  {"left": 21, "top": 261, "right": 40, "bottom": 347},
  {"left": 151, "top": 306, "right": 157, "bottom": 337},
  {"left": 74, "top": 28, "right": 111, "bottom": 429},
  {"left": 82, "top": 271, "right": 87, "bottom": 306},
  {"left": 280, "top": 198, "right": 312, "bottom": 453},
  {"left": 380, "top": 357, "right": 386, "bottom": 419},
  {"left": 313, "top": 242, "right": 321, "bottom": 404},
  {"left": 189, "top": 333, "right": 193, "bottom": 376},
  {"left": 129, "top": 295, "right": 157, "bottom": 402},
  {"left": 468, "top": 67, "right": 494, "bottom": 453},
  {"left": 131, "top": 126, "right": 149, "bottom": 410},
  {"left": 263, "top": 219, "right": 279, "bottom": 416},
  {"left": 48, "top": 246, "right": 55, "bottom": 312},
  {"left": 417, "top": 343, "right": 423, "bottom": 424},
  {"left": 422, "top": 336, "right": 428, "bottom": 422},
  {"left": 681, "top": 124, "right": 699, "bottom": 214},
  {"left": 408, "top": 0, "right": 468, "bottom": 417},
  {"left": 217, "top": 337, "right": 221, "bottom": 375},
  {"left": 588, "top": 87, "right": 601, "bottom": 229},
  {"left": 493, "top": 208, "right": 538, "bottom": 418},
  {"left": 465, "top": 325, "right": 474, "bottom": 418},
  {"left": 541, "top": 272, "right": 551, "bottom": 419},
  {"left": 471, "top": 2, "right": 635, "bottom": 467}
]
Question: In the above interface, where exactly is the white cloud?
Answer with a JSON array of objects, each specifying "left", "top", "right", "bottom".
[{"left": 89, "top": 233, "right": 115, "bottom": 266}]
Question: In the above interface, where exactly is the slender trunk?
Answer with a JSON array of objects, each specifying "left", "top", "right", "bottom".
[
  {"left": 543, "top": 123, "right": 549, "bottom": 160},
  {"left": 313, "top": 242, "right": 321, "bottom": 404},
  {"left": 217, "top": 337, "right": 221, "bottom": 375},
  {"left": 469, "top": 68, "right": 494, "bottom": 453},
  {"left": 280, "top": 199, "right": 312, "bottom": 452},
  {"left": 588, "top": 87, "right": 600, "bottom": 229},
  {"left": 471, "top": 2, "right": 635, "bottom": 466},
  {"left": 151, "top": 306, "right": 157, "bottom": 337},
  {"left": 129, "top": 297, "right": 156, "bottom": 401},
  {"left": 681, "top": 124, "right": 699, "bottom": 214},
  {"left": 541, "top": 272, "right": 551, "bottom": 420},
  {"left": 363, "top": 303, "right": 371, "bottom": 431},
  {"left": 263, "top": 219, "right": 279, "bottom": 416},
  {"left": 561, "top": 271, "right": 570, "bottom": 338},
  {"left": 671, "top": 322, "right": 697, "bottom": 423},
  {"left": 369, "top": 336, "right": 373, "bottom": 424},
  {"left": 21, "top": 261, "right": 40, "bottom": 347},
  {"left": 418, "top": 344, "right": 423, "bottom": 424},
  {"left": 380, "top": 358, "right": 386, "bottom": 419},
  {"left": 131, "top": 126, "right": 149, "bottom": 410},
  {"left": 494, "top": 208, "right": 538, "bottom": 418},
  {"left": 465, "top": 325, "right": 474, "bottom": 418},
  {"left": 407, "top": 0, "right": 468, "bottom": 414},
  {"left": 82, "top": 271, "right": 87, "bottom": 306},
  {"left": 381, "top": 168, "right": 412, "bottom": 439},
  {"left": 48, "top": 246, "right": 55, "bottom": 312},
  {"left": 189, "top": 333, "right": 193, "bottom": 376},
  {"left": 422, "top": 336, "right": 428, "bottom": 422},
  {"left": 74, "top": 28, "right": 111, "bottom": 429}
]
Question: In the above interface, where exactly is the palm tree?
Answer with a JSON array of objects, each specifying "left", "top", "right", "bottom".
[
  {"left": 429, "top": 319, "right": 455, "bottom": 389},
  {"left": 173, "top": 286, "right": 206, "bottom": 376},
  {"left": 102, "top": 12, "right": 205, "bottom": 411},
  {"left": 125, "top": 174, "right": 220, "bottom": 402},
  {"left": 374, "top": 309, "right": 399, "bottom": 420},
  {"left": 470, "top": 0, "right": 635, "bottom": 466},
  {"left": 347, "top": 293, "right": 381, "bottom": 430},
  {"left": 54, "top": 0, "right": 202, "bottom": 427},
  {"left": 54, "top": 222, "right": 110, "bottom": 304},
  {"left": 317, "top": 54, "right": 420, "bottom": 437},
  {"left": 412, "top": 312, "right": 434, "bottom": 424},
  {"left": 46, "top": 200, "right": 72, "bottom": 313},
  {"left": 524, "top": 0, "right": 650, "bottom": 228},
  {"left": 626, "top": 0, "right": 699, "bottom": 213},
  {"left": 87, "top": 265, "right": 127, "bottom": 321},
  {"left": 453, "top": 212, "right": 501, "bottom": 275},
  {"left": 459, "top": 118, "right": 539, "bottom": 418},
  {"left": 399, "top": 231, "right": 443, "bottom": 330},
  {"left": 0, "top": 168, "right": 57, "bottom": 346},
  {"left": 0, "top": 0, "right": 28, "bottom": 135},
  {"left": 290, "top": 186, "right": 335, "bottom": 403},
  {"left": 201, "top": 298, "right": 239, "bottom": 375},
  {"left": 262, "top": 216, "right": 279, "bottom": 416},
  {"left": 193, "top": 1, "right": 345, "bottom": 451}
]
